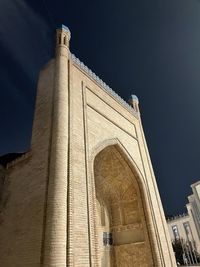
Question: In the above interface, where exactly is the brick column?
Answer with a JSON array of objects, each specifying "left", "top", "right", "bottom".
[{"left": 42, "top": 25, "right": 70, "bottom": 267}]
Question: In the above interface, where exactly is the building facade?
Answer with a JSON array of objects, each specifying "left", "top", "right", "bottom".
[
  {"left": 167, "top": 181, "right": 200, "bottom": 265},
  {"left": 167, "top": 213, "right": 200, "bottom": 264},
  {"left": 188, "top": 181, "right": 200, "bottom": 239},
  {"left": 0, "top": 25, "right": 176, "bottom": 266}
]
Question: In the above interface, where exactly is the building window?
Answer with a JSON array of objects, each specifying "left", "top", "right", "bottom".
[
  {"left": 103, "top": 232, "right": 113, "bottom": 246},
  {"left": 183, "top": 222, "right": 190, "bottom": 235},
  {"left": 192, "top": 201, "right": 200, "bottom": 226},
  {"left": 63, "top": 35, "right": 66, "bottom": 45},
  {"left": 183, "top": 221, "right": 194, "bottom": 242},
  {"left": 58, "top": 34, "right": 61, "bottom": 44},
  {"left": 172, "top": 225, "right": 180, "bottom": 239}
]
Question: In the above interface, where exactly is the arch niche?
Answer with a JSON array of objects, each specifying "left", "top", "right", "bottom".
[{"left": 93, "top": 142, "right": 155, "bottom": 267}]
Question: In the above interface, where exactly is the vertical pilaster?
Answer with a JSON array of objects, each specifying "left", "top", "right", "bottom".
[
  {"left": 82, "top": 85, "right": 100, "bottom": 266},
  {"left": 129, "top": 94, "right": 176, "bottom": 266},
  {"left": 129, "top": 95, "right": 165, "bottom": 266},
  {"left": 42, "top": 25, "right": 71, "bottom": 267}
]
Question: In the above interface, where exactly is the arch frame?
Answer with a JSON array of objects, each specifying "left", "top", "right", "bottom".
[{"left": 88, "top": 138, "right": 162, "bottom": 266}]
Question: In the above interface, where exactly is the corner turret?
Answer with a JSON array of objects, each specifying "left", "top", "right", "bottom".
[
  {"left": 56, "top": 24, "right": 71, "bottom": 56},
  {"left": 129, "top": 94, "right": 139, "bottom": 113},
  {"left": 43, "top": 24, "right": 71, "bottom": 266}
]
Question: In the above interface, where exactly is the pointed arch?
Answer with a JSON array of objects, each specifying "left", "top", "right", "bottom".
[{"left": 90, "top": 138, "right": 159, "bottom": 266}]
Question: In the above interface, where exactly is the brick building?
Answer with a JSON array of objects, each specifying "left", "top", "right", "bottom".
[{"left": 0, "top": 25, "right": 176, "bottom": 266}]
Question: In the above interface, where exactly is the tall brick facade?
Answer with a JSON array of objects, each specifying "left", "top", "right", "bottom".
[{"left": 0, "top": 25, "right": 176, "bottom": 266}]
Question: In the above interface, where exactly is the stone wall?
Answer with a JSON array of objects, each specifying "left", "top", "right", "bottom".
[{"left": 0, "top": 60, "right": 55, "bottom": 267}]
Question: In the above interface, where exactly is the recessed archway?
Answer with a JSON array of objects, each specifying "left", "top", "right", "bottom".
[{"left": 93, "top": 144, "right": 154, "bottom": 267}]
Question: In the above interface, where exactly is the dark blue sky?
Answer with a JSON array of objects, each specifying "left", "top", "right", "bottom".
[{"left": 0, "top": 0, "right": 200, "bottom": 215}]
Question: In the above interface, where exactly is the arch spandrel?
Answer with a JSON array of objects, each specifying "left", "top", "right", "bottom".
[
  {"left": 89, "top": 138, "right": 147, "bottom": 189},
  {"left": 86, "top": 105, "right": 146, "bottom": 178}
]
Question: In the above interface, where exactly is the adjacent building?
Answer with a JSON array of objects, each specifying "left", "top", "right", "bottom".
[
  {"left": 187, "top": 181, "right": 200, "bottom": 239},
  {"left": 167, "top": 181, "right": 200, "bottom": 264}
]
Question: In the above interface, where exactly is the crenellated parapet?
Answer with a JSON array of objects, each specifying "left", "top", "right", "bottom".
[
  {"left": 166, "top": 213, "right": 189, "bottom": 222},
  {"left": 71, "top": 53, "right": 139, "bottom": 118}
]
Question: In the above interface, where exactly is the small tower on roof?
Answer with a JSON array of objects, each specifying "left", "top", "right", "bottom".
[
  {"left": 129, "top": 94, "right": 139, "bottom": 113},
  {"left": 56, "top": 24, "right": 71, "bottom": 56}
]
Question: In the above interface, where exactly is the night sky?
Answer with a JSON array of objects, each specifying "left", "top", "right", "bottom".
[{"left": 1, "top": 0, "right": 200, "bottom": 216}]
